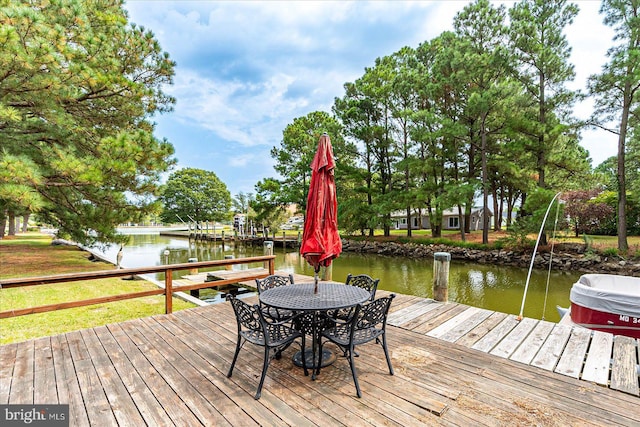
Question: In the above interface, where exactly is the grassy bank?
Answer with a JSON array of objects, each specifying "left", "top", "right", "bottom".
[{"left": 0, "top": 232, "right": 196, "bottom": 344}]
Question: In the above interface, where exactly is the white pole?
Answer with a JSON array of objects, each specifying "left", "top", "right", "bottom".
[{"left": 518, "top": 192, "right": 561, "bottom": 320}]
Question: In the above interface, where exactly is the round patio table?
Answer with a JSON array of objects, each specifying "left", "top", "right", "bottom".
[{"left": 259, "top": 282, "right": 370, "bottom": 379}]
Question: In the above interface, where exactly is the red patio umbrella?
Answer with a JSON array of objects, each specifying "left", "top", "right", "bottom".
[{"left": 300, "top": 133, "right": 342, "bottom": 294}]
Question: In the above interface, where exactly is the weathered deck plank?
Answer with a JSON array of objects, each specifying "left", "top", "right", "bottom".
[
  {"left": 411, "top": 303, "right": 469, "bottom": 334},
  {"left": 426, "top": 306, "right": 492, "bottom": 342},
  {"left": 610, "top": 336, "right": 640, "bottom": 396},
  {"left": 555, "top": 326, "right": 592, "bottom": 378},
  {"left": 80, "top": 328, "right": 146, "bottom": 426},
  {"left": 119, "top": 319, "right": 235, "bottom": 426},
  {"left": 471, "top": 314, "right": 520, "bottom": 353},
  {"left": 510, "top": 320, "right": 555, "bottom": 365},
  {"left": 33, "top": 337, "right": 57, "bottom": 404},
  {"left": 387, "top": 298, "right": 440, "bottom": 326},
  {"left": 581, "top": 330, "right": 614, "bottom": 386},
  {"left": 52, "top": 334, "right": 90, "bottom": 427},
  {"left": 10, "top": 340, "right": 34, "bottom": 404},
  {"left": 65, "top": 330, "right": 119, "bottom": 426},
  {"left": 93, "top": 325, "right": 175, "bottom": 427},
  {"left": 0, "top": 343, "right": 17, "bottom": 404},
  {"left": 105, "top": 323, "right": 203, "bottom": 426},
  {"left": 530, "top": 323, "right": 572, "bottom": 371},
  {"left": 489, "top": 317, "right": 538, "bottom": 359},
  {"left": 455, "top": 311, "right": 508, "bottom": 347}
]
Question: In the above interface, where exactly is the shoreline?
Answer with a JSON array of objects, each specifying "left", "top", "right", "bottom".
[{"left": 341, "top": 239, "right": 640, "bottom": 277}]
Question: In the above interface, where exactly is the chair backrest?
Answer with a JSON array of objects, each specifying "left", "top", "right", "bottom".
[
  {"left": 346, "top": 274, "right": 380, "bottom": 301},
  {"left": 255, "top": 274, "right": 294, "bottom": 294},
  {"left": 354, "top": 294, "right": 395, "bottom": 331},
  {"left": 228, "top": 295, "right": 262, "bottom": 332}
]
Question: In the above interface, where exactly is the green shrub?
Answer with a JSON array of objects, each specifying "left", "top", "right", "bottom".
[
  {"left": 601, "top": 247, "right": 619, "bottom": 258},
  {"left": 500, "top": 220, "right": 536, "bottom": 251}
]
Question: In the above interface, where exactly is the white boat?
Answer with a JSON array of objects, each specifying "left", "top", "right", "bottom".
[{"left": 563, "top": 274, "right": 640, "bottom": 338}]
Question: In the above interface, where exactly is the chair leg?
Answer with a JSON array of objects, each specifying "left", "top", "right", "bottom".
[
  {"left": 347, "top": 346, "right": 362, "bottom": 398},
  {"left": 381, "top": 333, "right": 394, "bottom": 375},
  {"left": 314, "top": 337, "right": 323, "bottom": 379},
  {"left": 227, "top": 336, "right": 242, "bottom": 378},
  {"left": 255, "top": 346, "right": 271, "bottom": 400},
  {"left": 301, "top": 334, "right": 308, "bottom": 377}
]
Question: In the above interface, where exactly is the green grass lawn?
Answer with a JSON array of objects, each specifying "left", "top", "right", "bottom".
[{"left": 0, "top": 232, "right": 196, "bottom": 344}]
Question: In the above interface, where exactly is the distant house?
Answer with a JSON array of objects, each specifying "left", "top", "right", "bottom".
[{"left": 390, "top": 207, "right": 492, "bottom": 231}]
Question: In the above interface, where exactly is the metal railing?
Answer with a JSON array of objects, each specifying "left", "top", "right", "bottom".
[{"left": 0, "top": 255, "right": 275, "bottom": 319}]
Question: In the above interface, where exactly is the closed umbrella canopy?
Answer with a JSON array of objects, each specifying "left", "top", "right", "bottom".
[{"left": 300, "top": 133, "right": 342, "bottom": 292}]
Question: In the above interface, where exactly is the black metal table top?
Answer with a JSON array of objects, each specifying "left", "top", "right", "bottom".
[{"left": 259, "top": 283, "right": 370, "bottom": 311}]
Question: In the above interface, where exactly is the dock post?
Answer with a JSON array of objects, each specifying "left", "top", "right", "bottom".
[
  {"left": 282, "top": 231, "right": 286, "bottom": 248},
  {"left": 188, "top": 257, "right": 199, "bottom": 297},
  {"left": 263, "top": 241, "right": 274, "bottom": 270},
  {"left": 321, "top": 264, "right": 333, "bottom": 281},
  {"left": 433, "top": 252, "right": 450, "bottom": 302},
  {"left": 224, "top": 254, "right": 234, "bottom": 271},
  {"left": 188, "top": 257, "right": 198, "bottom": 275}
]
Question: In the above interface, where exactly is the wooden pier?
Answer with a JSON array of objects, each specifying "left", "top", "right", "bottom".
[
  {"left": 386, "top": 294, "right": 640, "bottom": 397},
  {"left": 1, "top": 290, "right": 638, "bottom": 425},
  {"left": 160, "top": 230, "right": 300, "bottom": 248}
]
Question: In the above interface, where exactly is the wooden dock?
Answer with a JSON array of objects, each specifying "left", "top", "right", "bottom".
[
  {"left": 159, "top": 230, "right": 300, "bottom": 247},
  {"left": 178, "top": 269, "right": 640, "bottom": 398},
  {"left": 1, "top": 292, "right": 638, "bottom": 426},
  {"left": 386, "top": 295, "right": 640, "bottom": 397}
]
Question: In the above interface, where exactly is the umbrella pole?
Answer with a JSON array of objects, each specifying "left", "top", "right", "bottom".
[{"left": 314, "top": 269, "right": 319, "bottom": 294}]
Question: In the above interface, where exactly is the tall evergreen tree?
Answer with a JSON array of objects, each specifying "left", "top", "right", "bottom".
[
  {"left": 509, "top": 0, "right": 580, "bottom": 190},
  {"left": 269, "top": 111, "right": 352, "bottom": 219},
  {"left": 588, "top": 0, "right": 640, "bottom": 251},
  {"left": 453, "top": 0, "right": 512, "bottom": 244},
  {"left": 0, "top": 0, "right": 176, "bottom": 244}
]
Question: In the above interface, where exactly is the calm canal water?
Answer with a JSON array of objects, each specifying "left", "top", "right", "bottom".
[{"left": 96, "top": 230, "right": 581, "bottom": 322}]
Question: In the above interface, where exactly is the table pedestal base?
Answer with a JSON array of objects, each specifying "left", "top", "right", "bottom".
[{"left": 292, "top": 348, "right": 336, "bottom": 369}]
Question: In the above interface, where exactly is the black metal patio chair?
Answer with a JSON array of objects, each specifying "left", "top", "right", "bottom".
[
  {"left": 327, "top": 273, "right": 380, "bottom": 322},
  {"left": 226, "top": 294, "right": 306, "bottom": 399},
  {"left": 346, "top": 273, "right": 379, "bottom": 301},
  {"left": 255, "top": 274, "right": 295, "bottom": 321},
  {"left": 318, "top": 294, "right": 395, "bottom": 398}
]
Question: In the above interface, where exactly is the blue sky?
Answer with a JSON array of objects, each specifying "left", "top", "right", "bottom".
[{"left": 124, "top": 1, "right": 615, "bottom": 197}]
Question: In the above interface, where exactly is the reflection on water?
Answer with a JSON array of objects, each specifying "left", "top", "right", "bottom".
[{"left": 94, "top": 232, "right": 580, "bottom": 322}]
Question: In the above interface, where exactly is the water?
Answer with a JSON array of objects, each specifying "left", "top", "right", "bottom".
[{"left": 95, "top": 229, "right": 580, "bottom": 322}]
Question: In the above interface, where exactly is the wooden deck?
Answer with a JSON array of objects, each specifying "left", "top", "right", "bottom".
[
  {"left": 387, "top": 294, "right": 640, "bottom": 397},
  {"left": 1, "top": 292, "right": 639, "bottom": 426}
]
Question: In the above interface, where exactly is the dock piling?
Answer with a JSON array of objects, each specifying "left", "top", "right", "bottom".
[
  {"left": 224, "top": 254, "right": 234, "bottom": 271},
  {"left": 263, "top": 241, "right": 273, "bottom": 270},
  {"left": 188, "top": 257, "right": 198, "bottom": 275},
  {"left": 433, "top": 252, "right": 450, "bottom": 302}
]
